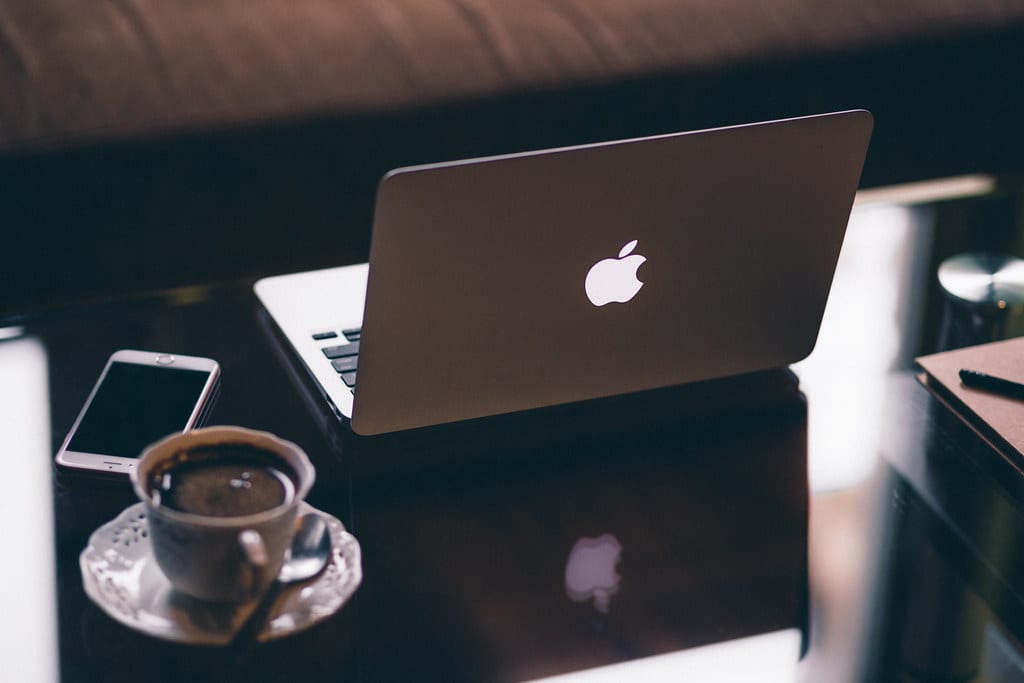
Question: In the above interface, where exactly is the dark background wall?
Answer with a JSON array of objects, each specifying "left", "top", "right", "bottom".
[{"left": 3, "top": 26, "right": 1024, "bottom": 317}]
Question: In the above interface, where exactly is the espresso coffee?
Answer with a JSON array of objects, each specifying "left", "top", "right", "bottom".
[{"left": 150, "top": 444, "right": 296, "bottom": 517}]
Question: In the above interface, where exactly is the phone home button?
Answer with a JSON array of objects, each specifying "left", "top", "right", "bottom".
[{"left": 156, "top": 354, "right": 175, "bottom": 365}]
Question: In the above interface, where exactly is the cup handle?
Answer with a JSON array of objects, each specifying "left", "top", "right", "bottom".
[{"left": 238, "top": 529, "right": 268, "bottom": 569}]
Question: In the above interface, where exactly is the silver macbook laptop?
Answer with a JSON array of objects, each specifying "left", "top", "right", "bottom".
[{"left": 255, "top": 110, "right": 873, "bottom": 435}]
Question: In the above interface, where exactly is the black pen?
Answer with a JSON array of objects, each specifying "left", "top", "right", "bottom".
[{"left": 959, "top": 369, "right": 1024, "bottom": 401}]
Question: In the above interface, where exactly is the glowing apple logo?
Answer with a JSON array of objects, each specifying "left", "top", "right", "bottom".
[
  {"left": 565, "top": 534, "right": 623, "bottom": 614},
  {"left": 585, "top": 240, "right": 646, "bottom": 306}
]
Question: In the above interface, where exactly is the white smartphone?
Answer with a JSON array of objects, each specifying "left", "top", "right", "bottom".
[{"left": 55, "top": 349, "right": 221, "bottom": 476}]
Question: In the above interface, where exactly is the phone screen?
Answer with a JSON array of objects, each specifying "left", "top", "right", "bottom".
[{"left": 67, "top": 361, "right": 214, "bottom": 459}]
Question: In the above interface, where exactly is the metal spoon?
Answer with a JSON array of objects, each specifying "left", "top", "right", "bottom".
[{"left": 232, "top": 512, "right": 332, "bottom": 645}]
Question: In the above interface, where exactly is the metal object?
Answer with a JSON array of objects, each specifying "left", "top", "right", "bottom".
[
  {"left": 277, "top": 513, "right": 332, "bottom": 583},
  {"left": 257, "top": 110, "right": 874, "bottom": 434},
  {"left": 232, "top": 513, "right": 332, "bottom": 645},
  {"left": 937, "top": 252, "right": 1024, "bottom": 350}
]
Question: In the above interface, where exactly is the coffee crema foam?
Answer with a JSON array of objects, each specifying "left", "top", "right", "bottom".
[{"left": 150, "top": 444, "right": 296, "bottom": 517}]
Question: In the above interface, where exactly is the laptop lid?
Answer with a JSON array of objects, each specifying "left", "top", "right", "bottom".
[{"left": 352, "top": 110, "right": 872, "bottom": 435}]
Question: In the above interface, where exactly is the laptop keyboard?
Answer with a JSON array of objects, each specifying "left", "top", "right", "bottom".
[{"left": 315, "top": 327, "right": 361, "bottom": 392}]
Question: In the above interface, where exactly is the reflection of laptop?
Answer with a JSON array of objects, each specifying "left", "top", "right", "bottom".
[
  {"left": 255, "top": 110, "right": 872, "bottom": 435},
  {"left": 353, "top": 397, "right": 809, "bottom": 680}
]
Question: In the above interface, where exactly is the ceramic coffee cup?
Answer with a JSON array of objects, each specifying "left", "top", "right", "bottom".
[{"left": 130, "top": 426, "right": 315, "bottom": 602}]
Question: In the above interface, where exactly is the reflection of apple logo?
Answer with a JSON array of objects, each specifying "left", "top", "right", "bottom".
[
  {"left": 565, "top": 534, "right": 622, "bottom": 614},
  {"left": 585, "top": 240, "right": 646, "bottom": 306}
]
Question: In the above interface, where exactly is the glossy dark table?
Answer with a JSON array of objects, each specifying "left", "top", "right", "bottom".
[{"left": 6, "top": 189, "right": 1024, "bottom": 682}]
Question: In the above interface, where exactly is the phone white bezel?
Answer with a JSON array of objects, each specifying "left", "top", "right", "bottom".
[{"left": 54, "top": 349, "right": 221, "bottom": 476}]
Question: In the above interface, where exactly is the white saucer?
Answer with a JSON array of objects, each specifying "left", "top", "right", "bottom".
[{"left": 80, "top": 501, "right": 362, "bottom": 645}]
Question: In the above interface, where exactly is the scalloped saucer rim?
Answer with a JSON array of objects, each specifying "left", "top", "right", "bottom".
[{"left": 80, "top": 500, "right": 361, "bottom": 645}]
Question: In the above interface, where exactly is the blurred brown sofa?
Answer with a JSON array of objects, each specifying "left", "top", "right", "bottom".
[{"left": 3, "top": 0, "right": 1024, "bottom": 314}]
